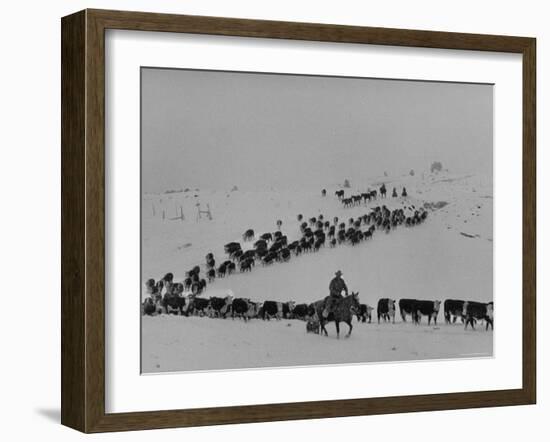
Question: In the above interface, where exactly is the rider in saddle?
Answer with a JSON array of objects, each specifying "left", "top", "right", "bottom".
[{"left": 322, "top": 270, "right": 348, "bottom": 318}]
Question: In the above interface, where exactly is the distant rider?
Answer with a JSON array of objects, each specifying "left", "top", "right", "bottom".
[{"left": 322, "top": 270, "right": 348, "bottom": 318}]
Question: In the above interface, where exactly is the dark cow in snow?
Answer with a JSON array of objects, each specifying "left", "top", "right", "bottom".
[
  {"left": 242, "top": 229, "right": 254, "bottom": 241},
  {"left": 224, "top": 242, "right": 241, "bottom": 255},
  {"left": 356, "top": 304, "right": 373, "bottom": 323},
  {"left": 187, "top": 296, "right": 209, "bottom": 316},
  {"left": 240, "top": 249, "right": 256, "bottom": 261},
  {"left": 377, "top": 298, "right": 396, "bottom": 323},
  {"left": 217, "top": 263, "right": 227, "bottom": 278},
  {"left": 261, "top": 300, "right": 295, "bottom": 320},
  {"left": 262, "top": 252, "right": 277, "bottom": 265},
  {"left": 191, "top": 278, "right": 207, "bottom": 295},
  {"left": 231, "top": 298, "right": 251, "bottom": 321},
  {"left": 206, "top": 257, "right": 216, "bottom": 269},
  {"left": 240, "top": 258, "right": 253, "bottom": 272},
  {"left": 207, "top": 268, "right": 216, "bottom": 282},
  {"left": 208, "top": 295, "right": 233, "bottom": 318},
  {"left": 444, "top": 299, "right": 466, "bottom": 324},
  {"left": 185, "top": 267, "right": 200, "bottom": 279},
  {"left": 162, "top": 272, "right": 174, "bottom": 283},
  {"left": 290, "top": 303, "right": 310, "bottom": 320},
  {"left": 254, "top": 239, "right": 267, "bottom": 249},
  {"left": 398, "top": 298, "right": 418, "bottom": 322},
  {"left": 142, "top": 297, "right": 158, "bottom": 316},
  {"left": 335, "top": 190, "right": 345, "bottom": 199},
  {"left": 260, "top": 232, "right": 273, "bottom": 242},
  {"left": 161, "top": 284, "right": 186, "bottom": 315},
  {"left": 225, "top": 261, "right": 236, "bottom": 275},
  {"left": 279, "top": 248, "right": 291, "bottom": 262},
  {"left": 183, "top": 277, "right": 192, "bottom": 291},
  {"left": 463, "top": 301, "right": 494, "bottom": 330},
  {"left": 412, "top": 300, "right": 441, "bottom": 325}
]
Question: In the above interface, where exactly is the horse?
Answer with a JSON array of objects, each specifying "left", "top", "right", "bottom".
[{"left": 314, "top": 292, "right": 361, "bottom": 339}]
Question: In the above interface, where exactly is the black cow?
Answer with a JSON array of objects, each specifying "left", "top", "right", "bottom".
[
  {"left": 162, "top": 272, "right": 174, "bottom": 283},
  {"left": 356, "top": 304, "right": 373, "bottom": 323},
  {"left": 241, "top": 249, "right": 256, "bottom": 261},
  {"left": 291, "top": 303, "right": 310, "bottom": 320},
  {"left": 412, "top": 300, "right": 441, "bottom": 325},
  {"left": 224, "top": 242, "right": 241, "bottom": 253},
  {"left": 217, "top": 263, "right": 227, "bottom": 278},
  {"left": 191, "top": 278, "right": 207, "bottom": 295},
  {"left": 161, "top": 286, "right": 186, "bottom": 315},
  {"left": 183, "top": 277, "right": 192, "bottom": 290},
  {"left": 187, "top": 296, "right": 209, "bottom": 316},
  {"left": 335, "top": 190, "right": 345, "bottom": 199},
  {"left": 207, "top": 268, "right": 216, "bottom": 282},
  {"left": 230, "top": 249, "right": 243, "bottom": 261},
  {"left": 142, "top": 297, "right": 158, "bottom": 316},
  {"left": 208, "top": 295, "right": 233, "bottom": 318},
  {"left": 242, "top": 229, "right": 255, "bottom": 241},
  {"left": 444, "top": 299, "right": 465, "bottom": 324},
  {"left": 377, "top": 298, "right": 396, "bottom": 323},
  {"left": 254, "top": 239, "right": 267, "bottom": 249},
  {"left": 398, "top": 298, "right": 417, "bottom": 322},
  {"left": 231, "top": 298, "right": 251, "bottom": 321},
  {"left": 263, "top": 301, "right": 295, "bottom": 319},
  {"left": 279, "top": 248, "right": 291, "bottom": 262},
  {"left": 463, "top": 301, "right": 494, "bottom": 330},
  {"left": 262, "top": 252, "right": 277, "bottom": 265},
  {"left": 186, "top": 266, "right": 200, "bottom": 279},
  {"left": 240, "top": 258, "right": 253, "bottom": 272},
  {"left": 260, "top": 232, "right": 273, "bottom": 242}
]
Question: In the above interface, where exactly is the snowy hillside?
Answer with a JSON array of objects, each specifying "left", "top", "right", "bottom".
[{"left": 141, "top": 171, "right": 493, "bottom": 373}]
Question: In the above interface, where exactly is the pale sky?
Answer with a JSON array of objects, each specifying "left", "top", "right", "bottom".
[{"left": 141, "top": 68, "right": 493, "bottom": 193}]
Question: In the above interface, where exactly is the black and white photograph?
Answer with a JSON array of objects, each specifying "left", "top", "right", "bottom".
[{"left": 140, "top": 67, "right": 494, "bottom": 374}]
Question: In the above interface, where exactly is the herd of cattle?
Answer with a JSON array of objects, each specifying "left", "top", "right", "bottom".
[
  {"left": 377, "top": 298, "right": 494, "bottom": 331},
  {"left": 142, "top": 186, "right": 492, "bottom": 333},
  {"left": 143, "top": 275, "right": 493, "bottom": 332},
  {"left": 147, "top": 188, "right": 429, "bottom": 298},
  {"left": 336, "top": 184, "right": 408, "bottom": 208}
]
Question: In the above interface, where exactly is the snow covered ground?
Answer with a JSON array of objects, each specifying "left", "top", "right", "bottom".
[{"left": 141, "top": 172, "right": 493, "bottom": 373}]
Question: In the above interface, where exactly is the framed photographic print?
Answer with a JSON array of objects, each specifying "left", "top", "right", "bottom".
[{"left": 61, "top": 9, "right": 536, "bottom": 433}]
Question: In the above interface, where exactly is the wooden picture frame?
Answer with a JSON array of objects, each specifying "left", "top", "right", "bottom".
[{"left": 61, "top": 9, "right": 536, "bottom": 433}]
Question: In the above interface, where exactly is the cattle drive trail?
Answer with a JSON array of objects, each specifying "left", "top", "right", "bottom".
[{"left": 141, "top": 172, "right": 493, "bottom": 373}]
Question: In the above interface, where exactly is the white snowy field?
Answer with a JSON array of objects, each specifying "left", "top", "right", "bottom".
[
  {"left": 142, "top": 315, "right": 492, "bottom": 373},
  {"left": 141, "top": 172, "right": 493, "bottom": 373}
]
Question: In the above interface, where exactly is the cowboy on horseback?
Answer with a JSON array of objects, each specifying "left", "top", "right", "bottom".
[{"left": 322, "top": 270, "right": 348, "bottom": 318}]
